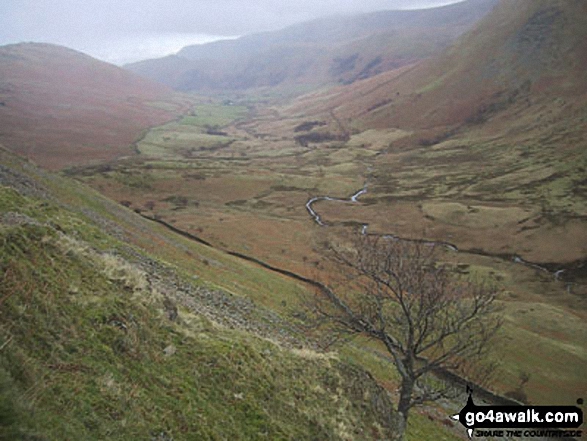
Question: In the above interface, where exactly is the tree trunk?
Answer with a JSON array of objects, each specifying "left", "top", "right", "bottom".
[
  {"left": 392, "top": 411, "right": 408, "bottom": 441},
  {"left": 393, "top": 377, "right": 414, "bottom": 441}
]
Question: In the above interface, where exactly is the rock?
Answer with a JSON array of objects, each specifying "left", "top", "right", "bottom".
[
  {"left": 150, "top": 430, "right": 173, "bottom": 441},
  {"left": 163, "top": 345, "right": 176, "bottom": 357},
  {"left": 163, "top": 297, "right": 178, "bottom": 322}
]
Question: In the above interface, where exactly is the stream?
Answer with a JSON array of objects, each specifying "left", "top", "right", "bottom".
[
  {"left": 305, "top": 186, "right": 576, "bottom": 282},
  {"left": 305, "top": 187, "right": 368, "bottom": 226}
]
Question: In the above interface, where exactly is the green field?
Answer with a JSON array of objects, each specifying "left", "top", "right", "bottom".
[{"left": 180, "top": 103, "right": 249, "bottom": 128}]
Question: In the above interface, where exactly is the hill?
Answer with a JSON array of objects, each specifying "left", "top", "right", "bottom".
[
  {"left": 0, "top": 145, "right": 412, "bottom": 440},
  {"left": 290, "top": 0, "right": 587, "bottom": 132},
  {"left": 0, "top": 43, "right": 190, "bottom": 170},
  {"left": 125, "top": 0, "right": 499, "bottom": 92}
]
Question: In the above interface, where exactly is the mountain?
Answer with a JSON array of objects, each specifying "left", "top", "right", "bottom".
[
  {"left": 0, "top": 43, "right": 190, "bottom": 170},
  {"left": 289, "top": 0, "right": 587, "bottom": 133},
  {"left": 125, "top": 0, "right": 499, "bottom": 92}
]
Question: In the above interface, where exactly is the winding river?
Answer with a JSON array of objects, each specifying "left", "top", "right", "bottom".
[
  {"left": 305, "top": 187, "right": 368, "bottom": 226},
  {"left": 305, "top": 186, "right": 572, "bottom": 280}
]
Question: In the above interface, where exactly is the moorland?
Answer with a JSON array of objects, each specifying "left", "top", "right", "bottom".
[{"left": 0, "top": 0, "right": 586, "bottom": 439}]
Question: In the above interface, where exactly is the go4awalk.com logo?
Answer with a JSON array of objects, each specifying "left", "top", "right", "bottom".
[{"left": 451, "top": 388, "right": 584, "bottom": 439}]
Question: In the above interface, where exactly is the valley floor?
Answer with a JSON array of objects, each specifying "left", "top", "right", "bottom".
[{"left": 70, "top": 97, "right": 587, "bottom": 408}]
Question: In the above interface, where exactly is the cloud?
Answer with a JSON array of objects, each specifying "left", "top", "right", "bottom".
[
  {"left": 0, "top": 0, "right": 465, "bottom": 63},
  {"left": 1, "top": 0, "right": 465, "bottom": 37}
]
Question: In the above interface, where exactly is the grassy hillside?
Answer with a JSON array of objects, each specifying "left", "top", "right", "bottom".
[
  {"left": 0, "top": 146, "right": 417, "bottom": 440},
  {"left": 0, "top": 145, "right": 471, "bottom": 440},
  {"left": 288, "top": 0, "right": 587, "bottom": 130},
  {"left": 126, "top": 0, "right": 498, "bottom": 92},
  {"left": 0, "top": 43, "right": 191, "bottom": 170}
]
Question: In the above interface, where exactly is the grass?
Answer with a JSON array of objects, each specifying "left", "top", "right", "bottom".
[
  {"left": 0, "top": 141, "right": 479, "bottom": 440},
  {"left": 4, "top": 3, "right": 587, "bottom": 434},
  {"left": 181, "top": 104, "right": 249, "bottom": 128},
  {"left": 421, "top": 202, "right": 530, "bottom": 229},
  {"left": 0, "top": 178, "right": 398, "bottom": 440},
  {"left": 496, "top": 302, "right": 587, "bottom": 405},
  {"left": 135, "top": 102, "right": 249, "bottom": 160},
  {"left": 137, "top": 124, "right": 236, "bottom": 160},
  {"left": 66, "top": 94, "right": 586, "bottom": 421}
]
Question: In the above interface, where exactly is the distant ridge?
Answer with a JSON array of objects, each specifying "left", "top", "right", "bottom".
[
  {"left": 0, "top": 43, "right": 189, "bottom": 169},
  {"left": 125, "top": 0, "right": 499, "bottom": 92},
  {"left": 287, "top": 0, "right": 587, "bottom": 132}
]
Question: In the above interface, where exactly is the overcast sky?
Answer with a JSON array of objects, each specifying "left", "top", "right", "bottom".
[{"left": 0, "top": 0, "right": 465, "bottom": 64}]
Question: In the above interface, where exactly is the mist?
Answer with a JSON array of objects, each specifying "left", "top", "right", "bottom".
[{"left": 0, "top": 0, "right": 465, "bottom": 64}]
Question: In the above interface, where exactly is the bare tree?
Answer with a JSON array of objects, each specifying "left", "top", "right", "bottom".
[{"left": 312, "top": 234, "right": 503, "bottom": 441}]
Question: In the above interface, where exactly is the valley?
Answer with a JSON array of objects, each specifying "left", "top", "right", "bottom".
[
  {"left": 1, "top": 0, "right": 586, "bottom": 438},
  {"left": 70, "top": 96, "right": 586, "bottom": 407}
]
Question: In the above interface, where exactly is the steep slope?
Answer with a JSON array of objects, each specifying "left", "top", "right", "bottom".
[
  {"left": 0, "top": 43, "right": 190, "bottom": 170},
  {"left": 0, "top": 146, "right": 403, "bottom": 440},
  {"left": 291, "top": 0, "right": 587, "bottom": 132},
  {"left": 126, "top": 0, "right": 499, "bottom": 92}
]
